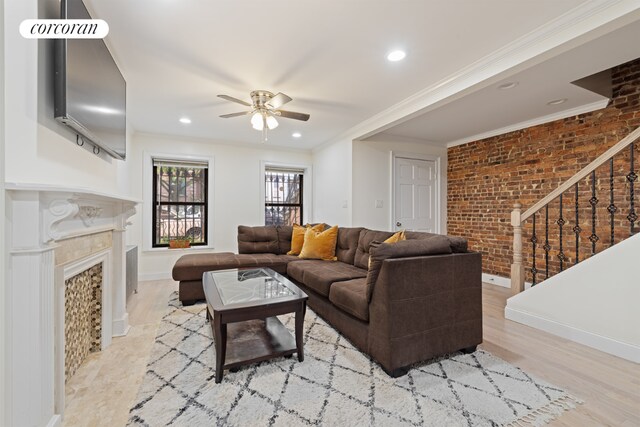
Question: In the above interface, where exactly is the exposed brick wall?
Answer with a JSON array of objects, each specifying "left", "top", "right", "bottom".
[{"left": 448, "top": 58, "right": 640, "bottom": 280}]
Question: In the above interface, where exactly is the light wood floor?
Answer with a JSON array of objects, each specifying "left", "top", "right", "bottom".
[{"left": 63, "top": 281, "right": 640, "bottom": 426}]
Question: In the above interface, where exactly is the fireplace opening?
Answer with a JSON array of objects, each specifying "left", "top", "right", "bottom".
[{"left": 64, "top": 263, "right": 103, "bottom": 382}]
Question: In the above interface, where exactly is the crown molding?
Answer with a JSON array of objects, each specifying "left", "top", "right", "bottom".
[
  {"left": 361, "top": 133, "right": 446, "bottom": 149},
  {"left": 446, "top": 99, "right": 609, "bottom": 148},
  {"left": 133, "top": 131, "right": 313, "bottom": 154},
  {"left": 312, "top": 0, "right": 640, "bottom": 154}
]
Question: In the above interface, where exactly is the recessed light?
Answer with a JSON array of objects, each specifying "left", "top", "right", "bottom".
[
  {"left": 179, "top": 117, "right": 191, "bottom": 124},
  {"left": 497, "top": 82, "right": 518, "bottom": 90},
  {"left": 387, "top": 50, "right": 406, "bottom": 62},
  {"left": 547, "top": 98, "right": 567, "bottom": 106},
  {"left": 292, "top": 132, "right": 302, "bottom": 138}
]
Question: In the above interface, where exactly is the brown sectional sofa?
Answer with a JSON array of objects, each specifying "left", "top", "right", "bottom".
[{"left": 172, "top": 225, "right": 482, "bottom": 376}]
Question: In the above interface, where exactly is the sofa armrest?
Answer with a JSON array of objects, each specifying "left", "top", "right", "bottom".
[
  {"left": 365, "top": 235, "right": 452, "bottom": 301},
  {"left": 367, "top": 252, "right": 482, "bottom": 370}
]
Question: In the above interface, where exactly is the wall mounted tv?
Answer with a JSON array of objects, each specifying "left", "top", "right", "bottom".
[{"left": 55, "top": 0, "right": 127, "bottom": 160}]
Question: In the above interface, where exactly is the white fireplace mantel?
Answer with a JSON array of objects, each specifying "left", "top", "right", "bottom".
[
  {"left": 4, "top": 183, "right": 139, "bottom": 427},
  {"left": 6, "top": 183, "right": 139, "bottom": 245}
]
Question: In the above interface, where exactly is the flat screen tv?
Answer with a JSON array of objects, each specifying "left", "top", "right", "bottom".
[{"left": 55, "top": 0, "right": 126, "bottom": 160}]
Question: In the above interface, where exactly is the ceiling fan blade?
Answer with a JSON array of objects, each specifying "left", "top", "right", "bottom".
[
  {"left": 217, "top": 94, "right": 251, "bottom": 107},
  {"left": 277, "top": 110, "right": 310, "bottom": 121},
  {"left": 266, "top": 92, "right": 292, "bottom": 109},
  {"left": 219, "top": 111, "right": 251, "bottom": 118}
]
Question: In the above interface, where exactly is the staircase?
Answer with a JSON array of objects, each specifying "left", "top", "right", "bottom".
[
  {"left": 505, "top": 125, "right": 640, "bottom": 363},
  {"left": 510, "top": 125, "right": 640, "bottom": 293}
]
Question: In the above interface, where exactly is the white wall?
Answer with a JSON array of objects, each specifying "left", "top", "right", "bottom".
[
  {"left": 505, "top": 233, "right": 640, "bottom": 363},
  {"left": 312, "top": 138, "right": 352, "bottom": 226},
  {"left": 1, "top": 0, "right": 7, "bottom": 421},
  {"left": 128, "top": 133, "right": 312, "bottom": 279},
  {"left": 352, "top": 135, "right": 448, "bottom": 232},
  {"left": 3, "top": 0, "right": 130, "bottom": 197}
]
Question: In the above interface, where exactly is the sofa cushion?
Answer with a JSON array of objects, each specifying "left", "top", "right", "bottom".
[
  {"left": 353, "top": 229, "right": 395, "bottom": 269},
  {"left": 405, "top": 231, "right": 468, "bottom": 253},
  {"left": 287, "top": 260, "right": 367, "bottom": 297},
  {"left": 172, "top": 252, "right": 296, "bottom": 281},
  {"left": 286, "top": 259, "right": 307, "bottom": 284},
  {"left": 335, "top": 227, "right": 364, "bottom": 265},
  {"left": 237, "top": 226, "right": 279, "bottom": 254},
  {"left": 366, "top": 235, "right": 453, "bottom": 301},
  {"left": 276, "top": 225, "right": 293, "bottom": 254},
  {"left": 329, "top": 278, "right": 369, "bottom": 322}
]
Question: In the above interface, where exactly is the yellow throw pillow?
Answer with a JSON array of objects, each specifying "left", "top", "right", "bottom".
[
  {"left": 287, "top": 224, "right": 324, "bottom": 255},
  {"left": 368, "top": 230, "right": 406, "bottom": 269},
  {"left": 384, "top": 230, "right": 406, "bottom": 244},
  {"left": 299, "top": 225, "right": 339, "bottom": 261}
]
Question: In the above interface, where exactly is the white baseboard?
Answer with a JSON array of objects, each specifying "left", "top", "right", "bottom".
[
  {"left": 112, "top": 313, "right": 130, "bottom": 337},
  {"left": 138, "top": 272, "right": 173, "bottom": 282},
  {"left": 482, "top": 273, "right": 532, "bottom": 289},
  {"left": 46, "top": 414, "right": 62, "bottom": 427},
  {"left": 482, "top": 273, "right": 510, "bottom": 288},
  {"left": 505, "top": 306, "right": 640, "bottom": 364}
]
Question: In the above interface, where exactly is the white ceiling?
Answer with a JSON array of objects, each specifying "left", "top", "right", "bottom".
[
  {"left": 377, "top": 18, "right": 640, "bottom": 146},
  {"left": 86, "top": 0, "right": 599, "bottom": 150}
]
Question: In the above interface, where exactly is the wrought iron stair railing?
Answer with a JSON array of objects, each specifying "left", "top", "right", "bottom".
[{"left": 510, "top": 125, "right": 640, "bottom": 294}]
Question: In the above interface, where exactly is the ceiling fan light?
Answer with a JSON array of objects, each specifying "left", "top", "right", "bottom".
[
  {"left": 251, "top": 112, "right": 264, "bottom": 130},
  {"left": 266, "top": 115, "right": 279, "bottom": 130}
]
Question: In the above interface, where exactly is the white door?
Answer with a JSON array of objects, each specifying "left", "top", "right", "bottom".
[{"left": 394, "top": 157, "right": 438, "bottom": 232}]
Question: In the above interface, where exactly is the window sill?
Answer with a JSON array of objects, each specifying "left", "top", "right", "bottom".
[{"left": 143, "top": 245, "right": 216, "bottom": 254}]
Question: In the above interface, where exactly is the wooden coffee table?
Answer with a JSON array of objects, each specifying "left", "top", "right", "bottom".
[{"left": 202, "top": 268, "right": 308, "bottom": 383}]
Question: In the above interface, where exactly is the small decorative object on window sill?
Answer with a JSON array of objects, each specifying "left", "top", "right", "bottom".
[{"left": 169, "top": 239, "right": 191, "bottom": 249}]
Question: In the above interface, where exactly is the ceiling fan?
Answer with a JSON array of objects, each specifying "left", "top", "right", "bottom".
[{"left": 218, "top": 90, "right": 310, "bottom": 141}]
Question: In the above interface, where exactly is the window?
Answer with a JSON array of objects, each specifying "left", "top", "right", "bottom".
[
  {"left": 265, "top": 168, "right": 303, "bottom": 226},
  {"left": 152, "top": 159, "right": 208, "bottom": 247}
]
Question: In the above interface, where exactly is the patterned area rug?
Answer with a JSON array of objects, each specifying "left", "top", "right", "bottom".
[{"left": 128, "top": 294, "right": 580, "bottom": 426}]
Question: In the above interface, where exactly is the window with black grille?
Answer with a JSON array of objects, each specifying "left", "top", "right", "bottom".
[
  {"left": 152, "top": 159, "right": 208, "bottom": 247},
  {"left": 265, "top": 168, "right": 303, "bottom": 226}
]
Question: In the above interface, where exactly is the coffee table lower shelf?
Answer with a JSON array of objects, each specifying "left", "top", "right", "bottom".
[{"left": 208, "top": 311, "right": 303, "bottom": 383}]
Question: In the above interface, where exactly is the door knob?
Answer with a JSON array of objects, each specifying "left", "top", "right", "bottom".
[{"left": 396, "top": 221, "right": 402, "bottom": 227}]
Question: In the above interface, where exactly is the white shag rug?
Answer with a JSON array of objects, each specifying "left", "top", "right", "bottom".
[{"left": 128, "top": 294, "right": 580, "bottom": 426}]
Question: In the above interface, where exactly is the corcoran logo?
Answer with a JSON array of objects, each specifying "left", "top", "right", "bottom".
[{"left": 19, "top": 19, "right": 109, "bottom": 39}]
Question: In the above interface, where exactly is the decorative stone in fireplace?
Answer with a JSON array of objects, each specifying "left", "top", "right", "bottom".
[{"left": 65, "top": 263, "right": 102, "bottom": 382}]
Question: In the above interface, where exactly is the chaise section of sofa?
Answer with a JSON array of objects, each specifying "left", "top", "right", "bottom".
[{"left": 172, "top": 251, "right": 299, "bottom": 305}]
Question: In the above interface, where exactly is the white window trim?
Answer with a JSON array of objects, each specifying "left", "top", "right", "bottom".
[
  {"left": 390, "top": 151, "right": 443, "bottom": 234},
  {"left": 142, "top": 151, "right": 215, "bottom": 252},
  {"left": 260, "top": 161, "right": 313, "bottom": 225}
]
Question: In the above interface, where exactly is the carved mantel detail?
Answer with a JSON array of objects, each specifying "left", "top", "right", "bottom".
[
  {"left": 77, "top": 205, "right": 104, "bottom": 226},
  {"left": 115, "top": 206, "right": 137, "bottom": 232},
  {"left": 43, "top": 198, "right": 80, "bottom": 241}
]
